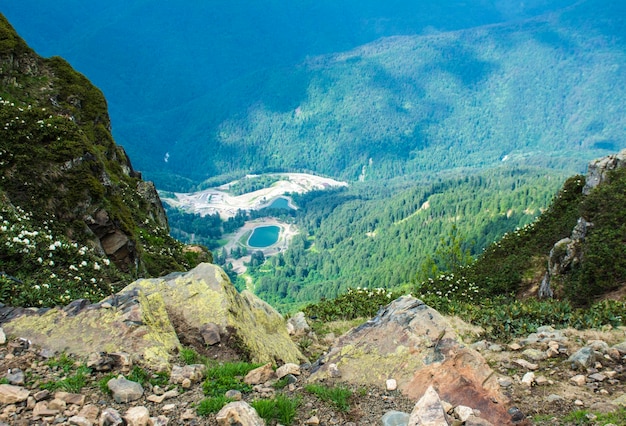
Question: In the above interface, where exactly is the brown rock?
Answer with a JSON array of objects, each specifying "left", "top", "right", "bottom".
[
  {"left": 216, "top": 401, "right": 264, "bottom": 426},
  {"left": 124, "top": 406, "right": 150, "bottom": 426},
  {"left": 78, "top": 404, "right": 100, "bottom": 423},
  {"left": 276, "top": 363, "right": 300, "bottom": 379},
  {"left": 0, "top": 384, "right": 29, "bottom": 404},
  {"left": 244, "top": 363, "right": 275, "bottom": 385},
  {"left": 408, "top": 385, "right": 449, "bottom": 426},
  {"left": 200, "top": 323, "right": 221, "bottom": 346},
  {"left": 55, "top": 391, "right": 86, "bottom": 406}
]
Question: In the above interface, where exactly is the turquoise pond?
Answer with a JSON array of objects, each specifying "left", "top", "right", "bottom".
[
  {"left": 248, "top": 225, "right": 280, "bottom": 248},
  {"left": 268, "top": 197, "right": 293, "bottom": 210}
]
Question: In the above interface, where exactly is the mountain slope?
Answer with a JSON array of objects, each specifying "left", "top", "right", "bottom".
[{"left": 0, "top": 15, "right": 209, "bottom": 307}]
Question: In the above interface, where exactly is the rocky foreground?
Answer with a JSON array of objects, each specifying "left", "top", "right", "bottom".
[{"left": 1, "top": 264, "right": 626, "bottom": 425}]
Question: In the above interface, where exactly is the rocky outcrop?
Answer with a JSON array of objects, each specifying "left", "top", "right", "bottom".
[
  {"left": 310, "top": 296, "right": 513, "bottom": 425},
  {"left": 582, "top": 149, "right": 626, "bottom": 195},
  {"left": 0, "top": 263, "right": 304, "bottom": 369},
  {"left": 541, "top": 149, "right": 626, "bottom": 298}
]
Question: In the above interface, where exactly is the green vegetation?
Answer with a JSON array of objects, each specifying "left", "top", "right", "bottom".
[
  {"left": 250, "top": 168, "right": 566, "bottom": 311},
  {"left": 180, "top": 347, "right": 206, "bottom": 365},
  {"left": 0, "top": 17, "right": 208, "bottom": 308},
  {"left": 228, "top": 175, "right": 281, "bottom": 196},
  {"left": 305, "top": 383, "right": 353, "bottom": 412},
  {"left": 202, "top": 362, "right": 261, "bottom": 398},
  {"left": 304, "top": 288, "right": 402, "bottom": 322},
  {"left": 41, "top": 364, "right": 91, "bottom": 393},
  {"left": 561, "top": 407, "right": 626, "bottom": 425},
  {"left": 196, "top": 396, "right": 234, "bottom": 416},
  {"left": 251, "top": 394, "right": 301, "bottom": 425}
]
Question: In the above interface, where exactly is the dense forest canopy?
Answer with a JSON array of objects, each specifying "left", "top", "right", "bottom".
[{"left": 4, "top": 0, "right": 624, "bottom": 189}]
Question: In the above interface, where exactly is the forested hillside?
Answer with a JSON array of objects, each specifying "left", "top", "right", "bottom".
[
  {"left": 245, "top": 168, "right": 567, "bottom": 311},
  {"left": 4, "top": 0, "right": 623, "bottom": 189}
]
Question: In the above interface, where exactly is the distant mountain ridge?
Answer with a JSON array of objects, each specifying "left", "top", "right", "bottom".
[{"left": 4, "top": 0, "right": 622, "bottom": 190}]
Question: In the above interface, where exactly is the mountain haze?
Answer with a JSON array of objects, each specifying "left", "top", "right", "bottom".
[{"left": 4, "top": 0, "right": 621, "bottom": 189}]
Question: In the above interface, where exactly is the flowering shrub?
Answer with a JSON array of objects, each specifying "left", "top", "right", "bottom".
[
  {"left": 0, "top": 202, "right": 127, "bottom": 307},
  {"left": 304, "top": 287, "right": 402, "bottom": 322}
]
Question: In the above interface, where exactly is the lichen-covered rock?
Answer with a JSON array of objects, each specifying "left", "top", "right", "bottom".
[
  {"left": 122, "top": 263, "right": 305, "bottom": 365},
  {"left": 583, "top": 148, "right": 626, "bottom": 195},
  {"left": 310, "top": 296, "right": 512, "bottom": 425},
  {"left": 1, "top": 263, "right": 304, "bottom": 369},
  {"left": 1, "top": 291, "right": 178, "bottom": 371}
]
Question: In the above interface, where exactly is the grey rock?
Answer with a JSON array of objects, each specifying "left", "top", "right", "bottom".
[
  {"left": 100, "top": 407, "right": 124, "bottom": 426},
  {"left": 568, "top": 347, "right": 596, "bottom": 370},
  {"left": 215, "top": 401, "right": 264, "bottom": 426},
  {"left": 107, "top": 376, "right": 144, "bottom": 403},
  {"left": 68, "top": 416, "right": 92, "bottom": 426},
  {"left": 287, "top": 312, "right": 310, "bottom": 336},
  {"left": 170, "top": 364, "right": 206, "bottom": 385},
  {"left": 587, "top": 340, "right": 609, "bottom": 353},
  {"left": 149, "top": 415, "right": 169, "bottom": 426},
  {"left": 547, "top": 394, "right": 563, "bottom": 402},
  {"left": 285, "top": 374, "right": 298, "bottom": 385},
  {"left": 522, "top": 348, "right": 547, "bottom": 362},
  {"left": 611, "top": 341, "right": 626, "bottom": 355},
  {"left": 583, "top": 149, "right": 626, "bottom": 195},
  {"left": 0, "top": 328, "right": 5, "bottom": 345},
  {"left": 382, "top": 410, "right": 410, "bottom": 426},
  {"left": 5, "top": 368, "right": 24, "bottom": 385}
]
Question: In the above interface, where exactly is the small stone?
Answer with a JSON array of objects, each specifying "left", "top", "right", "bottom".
[
  {"left": 107, "top": 376, "right": 144, "bottom": 403},
  {"left": 328, "top": 363, "right": 341, "bottom": 378},
  {"left": 386, "top": 379, "right": 397, "bottom": 391},
  {"left": 409, "top": 385, "right": 448, "bottom": 425},
  {"left": 5, "top": 369, "right": 24, "bottom": 385},
  {"left": 285, "top": 374, "right": 298, "bottom": 385},
  {"left": 48, "top": 398, "right": 67, "bottom": 411},
  {"left": 180, "top": 409, "right": 196, "bottom": 421},
  {"left": 535, "top": 376, "right": 550, "bottom": 386},
  {"left": 454, "top": 405, "right": 474, "bottom": 422},
  {"left": 225, "top": 390, "right": 243, "bottom": 401},
  {"left": 508, "top": 343, "right": 522, "bottom": 351},
  {"left": 497, "top": 377, "right": 513, "bottom": 387},
  {"left": 100, "top": 408, "right": 124, "bottom": 426},
  {"left": 200, "top": 323, "right": 221, "bottom": 346},
  {"left": 68, "top": 415, "right": 92, "bottom": 426},
  {"left": 148, "top": 415, "right": 169, "bottom": 426},
  {"left": 521, "top": 372, "right": 535, "bottom": 387},
  {"left": 570, "top": 375, "right": 586, "bottom": 386},
  {"left": 244, "top": 363, "right": 275, "bottom": 385},
  {"left": 124, "top": 406, "right": 150, "bottom": 426},
  {"left": 275, "top": 363, "right": 300, "bottom": 379},
  {"left": 305, "top": 415, "right": 320, "bottom": 425},
  {"left": 216, "top": 401, "right": 264, "bottom": 426},
  {"left": 522, "top": 348, "right": 547, "bottom": 362},
  {"left": 589, "top": 402, "right": 618, "bottom": 413},
  {"left": 147, "top": 389, "right": 179, "bottom": 404},
  {"left": 547, "top": 394, "right": 563, "bottom": 403},
  {"left": 162, "top": 404, "right": 176, "bottom": 412},
  {"left": 488, "top": 344, "right": 503, "bottom": 352},
  {"left": 0, "top": 328, "right": 5, "bottom": 345},
  {"left": 26, "top": 396, "right": 36, "bottom": 409},
  {"left": 34, "top": 389, "right": 50, "bottom": 401},
  {"left": 170, "top": 364, "right": 206, "bottom": 385},
  {"left": 78, "top": 404, "right": 99, "bottom": 423},
  {"left": 33, "top": 401, "right": 59, "bottom": 417},
  {"left": 181, "top": 378, "right": 192, "bottom": 389},
  {"left": 574, "top": 399, "right": 584, "bottom": 406},
  {"left": 512, "top": 359, "right": 538, "bottom": 370},
  {"left": 589, "top": 373, "right": 606, "bottom": 382},
  {"left": 55, "top": 391, "right": 86, "bottom": 406},
  {"left": 568, "top": 347, "right": 596, "bottom": 370},
  {"left": 0, "top": 384, "right": 30, "bottom": 404}
]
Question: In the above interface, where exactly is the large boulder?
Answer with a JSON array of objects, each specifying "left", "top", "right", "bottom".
[
  {"left": 1, "top": 263, "right": 304, "bottom": 369},
  {"left": 310, "top": 296, "right": 513, "bottom": 425},
  {"left": 583, "top": 148, "right": 626, "bottom": 195}
]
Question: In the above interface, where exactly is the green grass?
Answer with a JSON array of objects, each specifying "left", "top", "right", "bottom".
[
  {"left": 202, "top": 362, "right": 262, "bottom": 397},
  {"left": 305, "top": 383, "right": 352, "bottom": 412},
  {"left": 180, "top": 347, "right": 205, "bottom": 365},
  {"left": 46, "top": 353, "right": 75, "bottom": 374},
  {"left": 562, "top": 408, "right": 626, "bottom": 425},
  {"left": 98, "top": 373, "right": 117, "bottom": 395},
  {"left": 251, "top": 394, "right": 301, "bottom": 425},
  {"left": 196, "top": 396, "right": 234, "bottom": 416},
  {"left": 41, "top": 365, "right": 91, "bottom": 393}
]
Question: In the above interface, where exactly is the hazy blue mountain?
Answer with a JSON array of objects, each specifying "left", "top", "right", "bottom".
[{"left": 4, "top": 0, "right": 614, "bottom": 189}]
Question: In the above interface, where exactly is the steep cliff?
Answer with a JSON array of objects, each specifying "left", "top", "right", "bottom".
[{"left": 0, "top": 15, "right": 210, "bottom": 307}]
